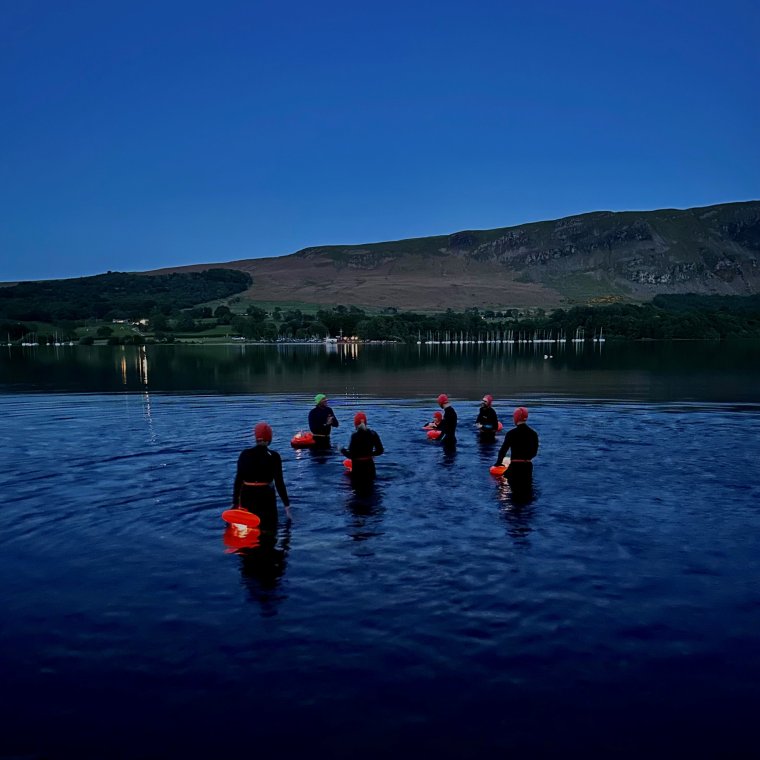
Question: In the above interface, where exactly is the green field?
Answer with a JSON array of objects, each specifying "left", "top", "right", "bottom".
[
  {"left": 546, "top": 273, "right": 633, "bottom": 304},
  {"left": 199, "top": 297, "right": 390, "bottom": 317},
  {"left": 77, "top": 322, "right": 144, "bottom": 338}
]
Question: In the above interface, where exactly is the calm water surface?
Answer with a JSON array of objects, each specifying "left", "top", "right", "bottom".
[
  {"left": 2, "top": 340, "right": 760, "bottom": 400},
  {"left": 1, "top": 344, "right": 759, "bottom": 757}
]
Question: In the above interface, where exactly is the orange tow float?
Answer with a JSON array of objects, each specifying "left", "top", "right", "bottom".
[
  {"left": 489, "top": 458, "right": 510, "bottom": 476},
  {"left": 221, "top": 508, "right": 261, "bottom": 528},
  {"left": 290, "top": 431, "right": 316, "bottom": 448},
  {"left": 221, "top": 509, "right": 261, "bottom": 552}
]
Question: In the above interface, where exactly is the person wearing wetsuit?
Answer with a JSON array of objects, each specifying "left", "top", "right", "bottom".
[
  {"left": 437, "top": 394, "right": 457, "bottom": 449},
  {"left": 495, "top": 407, "right": 539, "bottom": 483},
  {"left": 476, "top": 394, "right": 499, "bottom": 442},
  {"left": 423, "top": 411, "right": 443, "bottom": 430},
  {"left": 233, "top": 422, "right": 290, "bottom": 530},
  {"left": 341, "top": 412, "right": 384, "bottom": 483},
  {"left": 308, "top": 393, "right": 339, "bottom": 449}
]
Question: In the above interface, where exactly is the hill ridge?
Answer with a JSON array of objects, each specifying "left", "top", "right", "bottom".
[{"left": 150, "top": 200, "right": 760, "bottom": 309}]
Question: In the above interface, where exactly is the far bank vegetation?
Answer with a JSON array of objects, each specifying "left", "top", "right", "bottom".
[{"left": 2, "top": 268, "right": 759, "bottom": 345}]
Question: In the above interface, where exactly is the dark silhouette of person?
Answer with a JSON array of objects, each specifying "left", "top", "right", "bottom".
[
  {"left": 437, "top": 393, "right": 457, "bottom": 450},
  {"left": 341, "top": 411, "right": 384, "bottom": 488},
  {"left": 232, "top": 422, "right": 291, "bottom": 531},
  {"left": 308, "top": 393, "right": 339, "bottom": 449},
  {"left": 476, "top": 394, "right": 499, "bottom": 442},
  {"left": 423, "top": 411, "right": 443, "bottom": 430},
  {"left": 494, "top": 406, "right": 539, "bottom": 493}
]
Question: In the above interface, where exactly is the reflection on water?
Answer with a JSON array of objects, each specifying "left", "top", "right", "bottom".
[
  {"left": 237, "top": 521, "right": 292, "bottom": 617},
  {"left": 1, "top": 392, "right": 760, "bottom": 756},
  {"left": 440, "top": 446, "right": 458, "bottom": 469},
  {"left": 345, "top": 479, "right": 385, "bottom": 545},
  {"left": 497, "top": 478, "right": 537, "bottom": 544},
  {"left": 2, "top": 340, "right": 760, "bottom": 400}
]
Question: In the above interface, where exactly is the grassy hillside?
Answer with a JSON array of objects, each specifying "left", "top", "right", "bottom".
[{"left": 151, "top": 201, "right": 760, "bottom": 310}]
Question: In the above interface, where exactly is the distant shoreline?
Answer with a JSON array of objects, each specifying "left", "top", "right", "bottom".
[{"left": 9, "top": 336, "right": 757, "bottom": 349}]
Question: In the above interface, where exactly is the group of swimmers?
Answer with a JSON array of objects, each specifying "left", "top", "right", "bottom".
[{"left": 232, "top": 393, "right": 540, "bottom": 530}]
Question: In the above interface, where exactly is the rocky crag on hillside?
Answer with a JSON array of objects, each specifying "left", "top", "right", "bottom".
[{"left": 447, "top": 201, "right": 760, "bottom": 295}]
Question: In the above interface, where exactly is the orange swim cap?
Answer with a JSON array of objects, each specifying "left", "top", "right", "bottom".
[
  {"left": 254, "top": 422, "right": 273, "bottom": 442},
  {"left": 513, "top": 407, "right": 529, "bottom": 424},
  {"left": 354, "top": 412, "right": 367, "bottom": 427},
  {"left": 437, "top": 394, "right": 448, "bottom": 405},
  {"left": 433, "top": 411, "right": 443, "bottom": 420}
]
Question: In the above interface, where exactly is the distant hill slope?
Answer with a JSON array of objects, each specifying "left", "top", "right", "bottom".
[
  {"left": 0, "top": 270, "right": 251, "bottom": 322},
  {"left": 152, "top": 201, "right": 760, "bottom": 309}
]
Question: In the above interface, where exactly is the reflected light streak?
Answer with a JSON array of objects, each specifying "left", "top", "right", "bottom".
[
  {"left": 138, "top": 346, "right": 149, "bottom": 386},
  {"left": 139, "top": 348, "right": 156, "bottom": 444},
  {"left": 340, "top": 342, "right": 360, "bottom": 361}
]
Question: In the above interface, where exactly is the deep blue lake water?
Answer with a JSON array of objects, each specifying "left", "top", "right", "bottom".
[{"left": 1, "top": 344, "right": 760, "bottom": 757}]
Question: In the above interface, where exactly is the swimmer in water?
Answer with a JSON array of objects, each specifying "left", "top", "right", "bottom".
[
  {"left": 475, "top": 394, "right": 499, "bottom": 442},
  {"left": 423, "top": 411, "right": 443, "bottom": 430},
  {"left": 341, "top": 412, "right": 384, "bottom": 483},
  {"left": 232, "top": 422, "right": 291, "bottom": 530},
  {"left": 308, "top": 393, "right": 339, "bottom": 449},
  {"left": 437, "top": 394, "right": 457, "bottom": 450},
  {"left": 494, "top": 407, "right": 539, "bottom": 484}
]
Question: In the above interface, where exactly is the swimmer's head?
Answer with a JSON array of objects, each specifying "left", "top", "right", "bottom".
[
  {"left": 513, "top": 407, "right": 529, "bottom": 425},
  {"left": 254, "top": 422, "right": 273, "bottom": 443}
]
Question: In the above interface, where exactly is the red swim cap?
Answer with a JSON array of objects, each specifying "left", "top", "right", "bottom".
[
  {"left": 483, "top": 394, "right": 493, "bottom": 405},
  {"left": 437, "top": 394, "right": 448, "bottom": 405},
  {"left": 513, "top": 407, "right": 529, "bottom": 424},
  {"left": 354, "top": 412, "right": 367, "bottom": 427},
  {"left": 254, "top": 422, "right": 273, "bottom": 442},
  {"left": 433, "top": 411, "right": 443, "bottom": 420}
]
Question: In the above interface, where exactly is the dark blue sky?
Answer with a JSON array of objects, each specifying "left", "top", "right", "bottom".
[{"left": 1, "top": 0, "right": 758, "bottom": 281}]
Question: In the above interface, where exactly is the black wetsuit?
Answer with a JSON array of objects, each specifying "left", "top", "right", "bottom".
[
  {"left": 233, "top": 445, "right": 290, "bottom": 529},
  {"left": 341, "top": 427, "right": 384, "bottom": 481},
  {"left": 495, "top": 424, "right": 539, "bottom": 480},
  {"left": 439, "top": 405, "right": 457, "bottom": 448},
  {"left": 476, "top": 405, "right": 499, "bottom": 440},
  {"left": 308, "top": 405, "right": 339, "bottom": 448}
]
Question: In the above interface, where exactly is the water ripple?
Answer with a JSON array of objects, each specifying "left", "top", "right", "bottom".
[{"left": 1, "top": 392, "right": 760, "bottom": 755}]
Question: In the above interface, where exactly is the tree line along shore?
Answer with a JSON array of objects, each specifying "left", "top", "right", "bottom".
[{"left": 1, "top": 270, "right": 759, "bottom": 345}]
